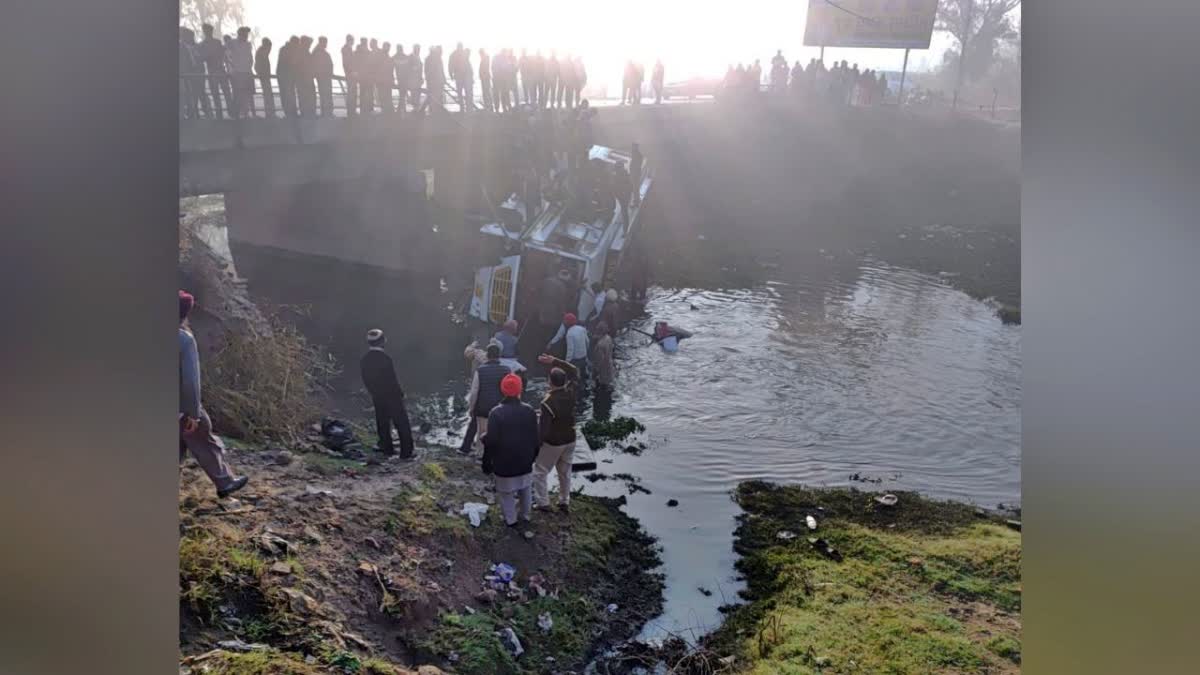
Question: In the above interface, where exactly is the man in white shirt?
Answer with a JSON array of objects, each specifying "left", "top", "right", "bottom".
[{"left": 546, "top": 312, "right": 589, "bottom": 384}]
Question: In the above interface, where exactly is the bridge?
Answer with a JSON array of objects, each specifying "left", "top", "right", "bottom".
[{"left": 181, "top": 75, "right": 1018, "bottom": 276}]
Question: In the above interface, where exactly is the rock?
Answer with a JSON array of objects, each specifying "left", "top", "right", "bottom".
[
  {"left": 274, "top": 450, "right": 295, "bottom": 466},
  {"left": 305, "top": 655, "right": 317, "bottom": 664},
  {"left": 666, "top": 499, "right": 679, "bottom": 507},
  {"left": 280, "top": 588, "right": 321, "bottom": 615},
  {"left": 256, "top": 533, "right": 293, "bottom": 556},
  {"left": 417, "top": 666, "right": 447, "bottom": 675},
  {"left": 475, "top": 589, "right": 499, "bottom": 605},
  {"left": 498, "top": 627, "right": 524, "bottom": 658},
  {"left": 302, "top": 526, "right": 324, "bottom": 544},
  {"left": 269, "top": 561, "right": 293, "bottom": 575}
]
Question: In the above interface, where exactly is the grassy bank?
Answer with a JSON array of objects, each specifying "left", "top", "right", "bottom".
[
  {"left": 179, "top": 450, "right": 663, "bottom": 674},
  {"left": 702, "top": 482, "right": 1021, "bottom": 674}
]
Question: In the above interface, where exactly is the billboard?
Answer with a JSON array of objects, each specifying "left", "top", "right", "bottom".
[{"left": 803, "top": 0, "right": 939, "bottom": 49}]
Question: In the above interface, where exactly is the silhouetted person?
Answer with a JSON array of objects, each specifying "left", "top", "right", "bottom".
[
  {"left": 356, "top": 38, "right": 374, "bottom": 113},
  {"left": 294, "top": 36, "right": 316, "bottom": 117},
  {"left": 622, "top": 60, "right": 634, "bottom": 104},
  {"left": 652, "top": 59, "right": 665, "bottom": 104},
  {"left": 360, "top": 329, "right": 415, "bottom": 458},
  {"left": 342, "top": 35, "right": 358, "bottom": 115},
  {"left": 479, "top": 49, "right": 493, "bottom": 112},
  {"left": 409, "top": 44, "right": 423, "bottom": 109},
  {"left": 378, "top": 41, "right": 394, "bottom": 113},
  {"left": 313, "top": 36, "right": 334, "bottom": 117},
  {"left": 392, "top": 44, "right": 410, "bottom": 115},
  {"left": 519, "top": 49, "right": 532, "bottom": 105},
  {"left": 277, "top": 36, "right": 299, "bottom": 118},
  {"left": 227, "top": 27, "right": 254, "bottom": 117},
  {"left": 179, "top": 28, "right": 210, "bottom": 119},
  {"left": 199, "top": 24, "right": 232, "bottom": 118},
  {"left": 425, "top": 45, "right": 445, "bottom": 113},
  {"left": 449, "top": 42, "right": 470, "bottom": 110},
  {"left": 254, "top": 37, "right": 274, "bottom": 117}
]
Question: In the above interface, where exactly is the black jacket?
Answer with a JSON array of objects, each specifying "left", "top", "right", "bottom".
[
  {"left": 482, "top": 399, "right": 540, "bottom": 477},
  {"left": 360, "top": 348, "right": 404, "bottom": 400},
  {"left": 539, "top": 357, "right": 578, "bottom": 445}
]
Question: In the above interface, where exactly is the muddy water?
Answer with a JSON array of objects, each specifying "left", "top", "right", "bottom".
[
  {"left": 227, "top": 235, "right": 1019, "bottom": 643},
  {"left": 578, "top": 259, "right": 1020, "bottom": 640}
]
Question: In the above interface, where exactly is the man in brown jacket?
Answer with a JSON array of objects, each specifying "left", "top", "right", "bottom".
[{"left": 533, "top": 353, "right": 579, "bottom": 512}]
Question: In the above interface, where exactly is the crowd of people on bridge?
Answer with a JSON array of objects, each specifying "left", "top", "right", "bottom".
[{"left": 721, "top": 51, "right": 892, "bottom": 106}]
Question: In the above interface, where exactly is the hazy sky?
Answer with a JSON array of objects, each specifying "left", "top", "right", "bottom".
[{"left": 242, "top": 0, "right": 974, "bottom": 88}]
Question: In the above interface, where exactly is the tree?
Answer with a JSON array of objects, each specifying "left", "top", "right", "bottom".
[
  {"left": 180, "top": 0, "right": 245, "bottom": 36},
  {"left": 935, "top": 0, "right": 1020, "bottom": 104}
]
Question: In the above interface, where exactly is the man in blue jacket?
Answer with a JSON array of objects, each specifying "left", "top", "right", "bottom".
[{"left": 481, "top": 374, "right": 539, "bottom": 527}]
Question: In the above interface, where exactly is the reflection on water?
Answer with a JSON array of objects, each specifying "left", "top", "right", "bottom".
[
  {"left": 576, "top": 260, "right": 1020, "bottom": 640},
  {"left": 232, "top": 237, "right": 1019, "bottom": 643}
]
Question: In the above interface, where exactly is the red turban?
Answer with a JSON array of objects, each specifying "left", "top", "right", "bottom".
[
  {"left": 563, "top": 313, "right": 577, "bottom": 327},
  {"left": 179, "top": 290, "right": 195, "bottom": 321},
  {"left": 500, "top": 373, "right": 523, "bottom": 398}
]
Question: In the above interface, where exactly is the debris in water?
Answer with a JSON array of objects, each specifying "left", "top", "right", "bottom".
[
  {"left": 538, "top": 612, "right": 554, "bottom": 633},
  {"left": 582, "top": 417, "right": 646, "bottom": 449},
  {"left": 666, "top": 499, "right": 679, "bottom": 507},
  {"left": 606, "top": 603, "right": 619, "bottom": 614},
  {"left": 697, "top": 586, "right": 713, "bottom": 597}
]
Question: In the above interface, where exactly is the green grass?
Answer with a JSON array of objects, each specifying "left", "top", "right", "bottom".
[{"left": 705, "top": 483, "right": 1022, "bottom": 675}]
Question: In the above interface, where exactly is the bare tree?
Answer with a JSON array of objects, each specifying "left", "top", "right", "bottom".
[
  {"left": 936, "top": 0, "right": 1020, "bottom": 106},
  {"left": 180, "top": 0, "right": 246, "bottom": 35}
]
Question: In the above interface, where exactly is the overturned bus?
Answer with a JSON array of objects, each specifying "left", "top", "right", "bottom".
[{"left": 468, "top": 145, "right": 651, "bottom": 328}]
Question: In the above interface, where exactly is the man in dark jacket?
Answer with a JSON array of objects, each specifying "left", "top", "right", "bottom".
[
  {"left": 464, "top": 343, "right": 511, "bottom": 453},
  {"left": 533, "top": 354, "right": 578, "bottom": 512},
  {"left": 356, "top": 38, "right": 374, "bottom": 114},
  {"left": 254, "top": 37, "right": 274, "bottom": 117},
  {"left": 481, "top": 374, "right": 539, "bottom": 526},
  {"left": 296, "top": 36, "right": 317, "bottom": 118},
  {"left": 313, "top": 36, "right": 334, "bottom": 117},
  {"left": 359, "top": 329, "right": 415, "bottom": 458}
]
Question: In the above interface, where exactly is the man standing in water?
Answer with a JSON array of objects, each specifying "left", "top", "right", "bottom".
[
  {"left": 590, "top": 321, "right": 616, "bottom": 420},
  {"left": 533, "top": 354, "right": 579, "bottom": 513},
  {"left": 179, "top": 290, "right": 249, "bottom": 499},
  {"left": 465, "top": 342, "right": 511, "bottom": 453},
  {"left": 546, "top": 313, "right": 590, "bottom": 384},
  {"left": 481, "top": 374, "right": 539, "bottom": 528},
  {"left": 360, "top": 329, "right": 415, "bottom": 459}
]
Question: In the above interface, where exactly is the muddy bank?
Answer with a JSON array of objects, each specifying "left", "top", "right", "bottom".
[
  {"left": 687, "top": 482, "right": 1022, "bottom": 674},
  {"left": 179, "top": 445, "right": 663, "bottom": 674}
]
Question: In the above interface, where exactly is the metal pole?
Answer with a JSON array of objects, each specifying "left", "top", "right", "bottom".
[
  {"left": 898, "top": 48, "right": 910, "bottom": 105},
  {"left": 820, "top": 46, "right": 825, "bottom": 64}
]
